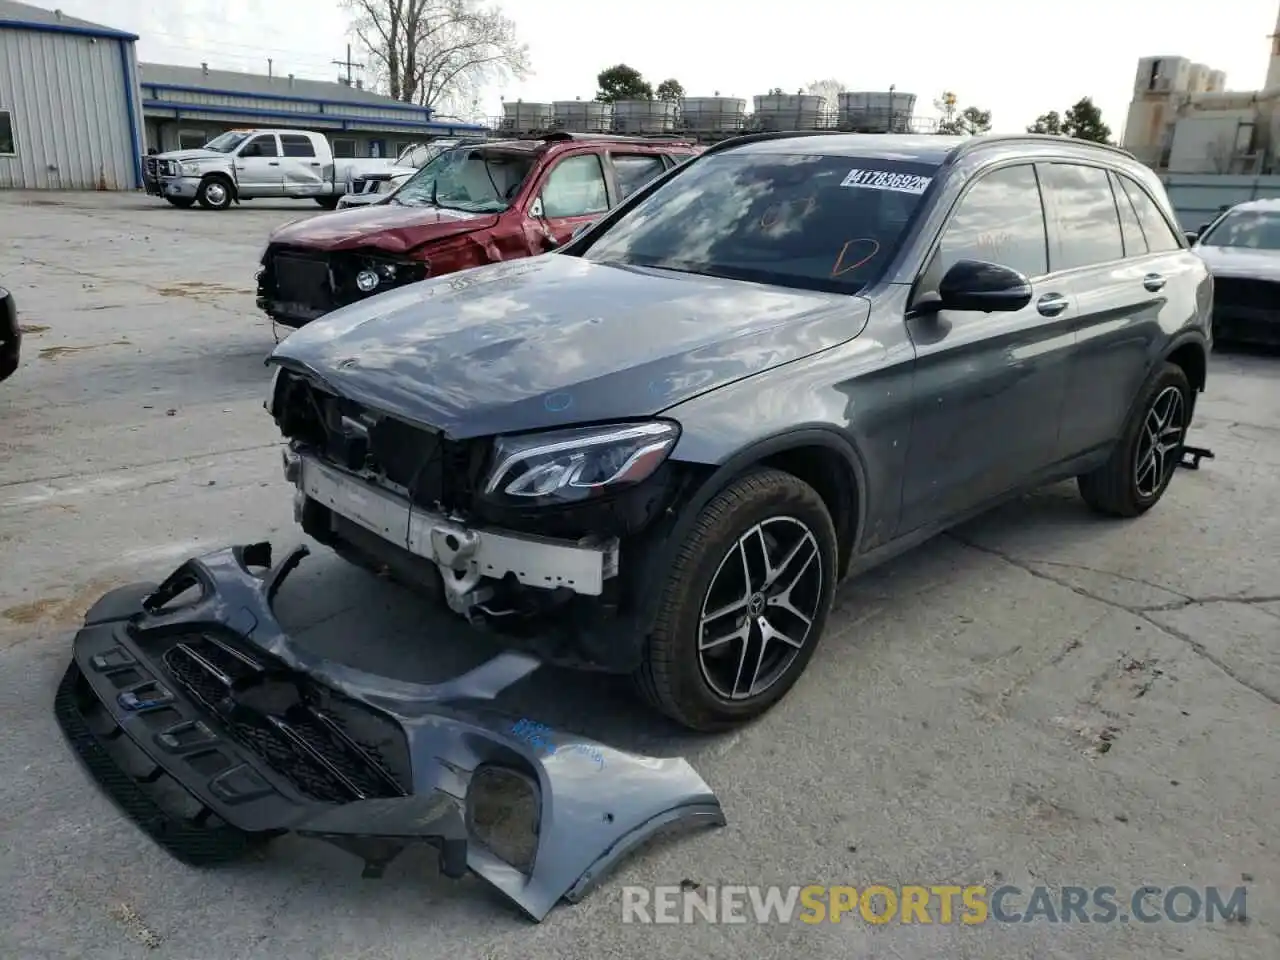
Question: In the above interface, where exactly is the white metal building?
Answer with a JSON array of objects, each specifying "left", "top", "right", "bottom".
[
  {"left": 137, "top": 63, "right": 488, "bottom": 159},
  {"left": 0, "top": 0, "right": 144, "bottom": 190}
]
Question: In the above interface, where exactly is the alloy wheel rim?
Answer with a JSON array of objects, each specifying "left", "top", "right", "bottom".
[
  {"left": 697, "top": 516, "right": 824, "bottom": 701},
  {"left": 1134, "top": 385, "right": 1186, "bottom": 499}
]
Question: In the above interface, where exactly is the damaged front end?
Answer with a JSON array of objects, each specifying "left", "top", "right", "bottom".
[{"left": 53, "top": 543, "right": 725, "bottom": 921}]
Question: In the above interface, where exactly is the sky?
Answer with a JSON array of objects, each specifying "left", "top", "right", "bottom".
[{"left": 49, "top": 0, "right": 1280, "bottom": 138}]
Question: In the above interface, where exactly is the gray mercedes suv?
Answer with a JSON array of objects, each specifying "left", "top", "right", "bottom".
[{"left": 266, "top": 132, "right": 1212, "bottom": 731}]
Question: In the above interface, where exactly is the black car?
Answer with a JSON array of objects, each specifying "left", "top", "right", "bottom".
[
  {"left": 1189, "top": 198, "right": 1280, "bottom": 345},
  {"left": 0, "top": 286, "right": 19, "bottom": 383},
  {"left": 266, "top": 132, "right": 1212, "bottom": 731}
]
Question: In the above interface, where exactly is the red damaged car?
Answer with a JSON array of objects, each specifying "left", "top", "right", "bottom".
[{"left": 256, "top": 132, "right": 698, "bottom": 328}]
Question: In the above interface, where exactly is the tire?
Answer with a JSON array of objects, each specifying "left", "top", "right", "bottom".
[
  {"left": 164, "top": 196, "right": 194, "bottom": 209},
  {"left": 1078, "top": 361, "right": 1192, "bottom": 518},
  {"left": 315, "top": 196, "right": 341, "bottom": 210},
  {"left": 635, "top": 468, "right": 838, "bottom": 731},
  {"left": 196, "top": 177, "right": 233, "bottom": 210}
]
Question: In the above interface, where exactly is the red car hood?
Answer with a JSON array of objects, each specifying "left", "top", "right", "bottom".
[{"left": 269, "top": 204, "right": 499, "bottom": 254}]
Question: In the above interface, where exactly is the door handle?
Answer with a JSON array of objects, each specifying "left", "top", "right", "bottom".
[
  {"left": 268, "top": 161, "right": 280, "bottom": 166},
  {"left": 309, "top": 162, "right": 321, "bottom": 167},
  {"left": 1143, "top": 273, "right": 1166, "bottom": 292},
  {"left": 1036, "top": 292, "right": 1069, "bottom": 317}
]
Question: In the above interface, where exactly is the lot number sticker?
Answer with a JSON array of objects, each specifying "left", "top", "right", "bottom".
[{"left": 840, "top": 169, "right": 933, "bottom": 195}]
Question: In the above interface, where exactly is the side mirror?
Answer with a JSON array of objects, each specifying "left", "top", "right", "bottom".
[
  {"left": 1184, "top": 231, "right": 1199, "bottom": 246},
  {"left": 914, "top": 259, "right": 1033, "bottom": 315},
  {"left": 529, "top": 196, "right": 544, "bottom": 218}
]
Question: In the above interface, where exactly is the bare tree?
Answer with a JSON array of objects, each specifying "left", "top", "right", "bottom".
[
  {"left": 804, "top": 78, "right": 846, "bottom": 106},
  {"left": 346, "top": 0, "right": 530, "bottom": 113}
]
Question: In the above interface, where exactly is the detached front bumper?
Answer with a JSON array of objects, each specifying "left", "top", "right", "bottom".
[{"left": 54, "top": 542, "right": 724, "bottom": 921}]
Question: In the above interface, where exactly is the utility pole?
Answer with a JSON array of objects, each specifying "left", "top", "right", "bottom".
[{"left": 332, "top": 43, "right": 364, "bottom": 86}]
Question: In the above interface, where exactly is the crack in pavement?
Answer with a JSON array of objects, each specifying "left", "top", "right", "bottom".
[
  {"left": 14, "top": 254, "right": 245, "bottom": 316},
  {"left": 0, "top": 441, "right": 283, "bottom": 490},
  {"left": 948, "top": 533, "right": 1280, "bottom": 707}
]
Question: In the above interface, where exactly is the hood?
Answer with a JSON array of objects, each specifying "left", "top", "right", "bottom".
[
  {"left": 1194, "top": 245, "right": 1280, "bottom": 282},
  {"left": 356, "top": 165, "right": 419, "bottom": 182},
  {"left": 268, "top": 255, "right": 867, "bottom": 439},
  {"left": 154, "top": 149, "right": 226, "bottom": 163},
  {"left": 269, "top": 203, "right": 497, "bottom": 254}
]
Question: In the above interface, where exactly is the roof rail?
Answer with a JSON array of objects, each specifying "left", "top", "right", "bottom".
[
  {"left": 537, "top": 131, "right": 694, "bottom": 144},
  {"left": 695, "top": 129, "right": 841, "bottom": 158},
  {"left": 945, "top": 133, "right": 1137, "bottom": 165}
]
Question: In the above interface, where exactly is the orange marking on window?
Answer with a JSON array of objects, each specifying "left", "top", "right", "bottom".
[{"left": 831, "top": 238, "right": 880, "bottom": 277}]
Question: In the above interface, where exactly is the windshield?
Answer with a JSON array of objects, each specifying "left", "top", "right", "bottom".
[
  {"left": 392, "top": 147, "right": 535, "bottom": 212},
  {"left": 1201, "top": 209, "right": 1280, "bottom": 250},
  {"left": 203, "top": 132, "right": 249, "bottom": 153},
  {"left": 579, "top": 151, "right": 937, "bottom": 294}
]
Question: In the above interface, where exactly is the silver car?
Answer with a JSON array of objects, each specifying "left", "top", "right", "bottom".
[{"left": 1190, "top": 199, "right": 1280, "bottom": 345}]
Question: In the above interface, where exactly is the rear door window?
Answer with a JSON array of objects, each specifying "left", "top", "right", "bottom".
[
  {"left": 280, "top": 134, "right": 316, "bottom": 158},
  {"left": 1109, "top": 171, "right": 1147, "bottom": 256},
  {"left": 931, "top": 163, "right": 1048, "bottom": 280},
  {"left": 1040, "top": 163, "right": 1124, "bottom": 270},
  {"left": 1117, "top": 175, "right": 1183, "bottom": 252},
  {"left": 612, "top": 154, "right": 667, "bottom": 199}
]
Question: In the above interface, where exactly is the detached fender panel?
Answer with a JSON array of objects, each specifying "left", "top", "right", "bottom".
[{"left": 53, "top": 543, "right": 725, "bottom": 922}]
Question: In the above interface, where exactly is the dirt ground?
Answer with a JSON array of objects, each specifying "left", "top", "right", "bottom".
[{"left": 0, "top": 190, "right": 1276, "bottom": 959}]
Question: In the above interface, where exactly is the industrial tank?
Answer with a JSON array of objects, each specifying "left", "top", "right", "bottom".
[
  {"left": 678, "top": 97, "right": 747, "bottom": 134},
  {"left": 612, "top": 99, "right": 677, "bottom": 134},
  {"left": 752, "top": 93, "right": 826, "bottom": 131},
  {"left": 552, "top": 100, "right": 614, "bottom": 133},
  {"left": 838, "top": 91, "right": 917, "bottom": 133},
  {"left": 500, "top": 101, "right": 554, "bottom": 132}
]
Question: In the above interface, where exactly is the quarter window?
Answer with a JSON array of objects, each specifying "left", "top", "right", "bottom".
[
  {"left": 541, "top": 154, "right": 609, "bottom": 217},
  {"left": 1109, "top": 171, "right": 1147, "bottom": 256},
  {"left": 1117, "top": 175, "right": 1183, "bottom": 252},
  {"left": 932, "top": 163, "right": 1048, "bottom": 280},
  {"left": 612, "top": 154, "right": 666, "bottom": 199},
  {"left": 1040, "top": 163, "right": 1123, "bottom": 270},
  {"left": 280, "top": 134, "right": 316, "bottom": 158}
]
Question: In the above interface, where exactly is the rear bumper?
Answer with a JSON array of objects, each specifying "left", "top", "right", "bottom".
[{"left": 53, "top": 542, "right": 723, "bottom": 921}]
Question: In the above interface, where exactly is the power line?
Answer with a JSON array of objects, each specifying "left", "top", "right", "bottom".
[{"left": 332, "top": 43, "right": 365, "bottom": 85}]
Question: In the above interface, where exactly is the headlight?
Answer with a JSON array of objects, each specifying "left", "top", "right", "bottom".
[
  {"left": 264, "top": 366, "right": 283, "bottom": 415},
  {"left": 179, "top": 162, "right": 201, "bottom": 176},
  {"left": 482, "top": 421, "right": 680, "bottom": 504}
]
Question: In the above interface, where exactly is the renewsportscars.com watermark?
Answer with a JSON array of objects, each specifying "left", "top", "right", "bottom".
[{"left": 621, "top": 884, "right": 1248, "bottom": 925}]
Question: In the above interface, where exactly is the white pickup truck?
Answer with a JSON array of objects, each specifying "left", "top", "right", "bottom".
[{"left": 143, "top": 129, "right": 402, "bottom": 211}]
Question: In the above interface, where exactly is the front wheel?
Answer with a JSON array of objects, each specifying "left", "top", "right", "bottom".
[
  {"left": 636, "top": 468, "right": 837, "bottom": 731},
  {"left": 196, "top": 177, "right": 233, "bottom": 211},
  {"left": 1078, "top": 361, "right": 1192, "bottom": 517},
  {"left": 315, "top": 196, "right": 340, "bottom": 210}
]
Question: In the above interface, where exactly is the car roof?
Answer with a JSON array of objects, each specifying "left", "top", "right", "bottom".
[
  {"left": 711, "top": 132, "right": 1138, "bottom": 167},
  {"left": 470, "top": 135, "right": 694, "bottom": 156},
  {"left": 1225, "top": 198, "right": 1280, "bottom": 213}
]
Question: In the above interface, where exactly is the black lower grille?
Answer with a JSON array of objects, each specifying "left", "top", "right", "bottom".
[
  {"left": 1214, "top": 277, "right": 1279, "bottom": 312},
  {"left": 160, "top": 635, "right": 407, "bottom": 803},
  {"left": 272, "top": 253, "right": 334, "bottom": 312}
]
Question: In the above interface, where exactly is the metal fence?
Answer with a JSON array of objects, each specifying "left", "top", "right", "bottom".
[
  {"left": 483, "top": 108, "right": 941, "bottom": 145},
  {"left": 1159, "top": 173, "right": 1280, "bottom": 230}
]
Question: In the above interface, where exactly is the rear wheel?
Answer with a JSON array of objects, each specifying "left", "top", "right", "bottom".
[
  {"left": 315, "top": 196, "right": 341, "bottom": 210},
  {"left": 164, "top": 196, "right": 194, "bottom": 209},
  {"left": 636, "top": 468, "right": 837, "bottom": 731},
  {"left": 1078, "top": 361, "right": 1191, "bottom": 517},
  {"left": 196, "top": 177, "right": 233, "bottom": 211}
]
